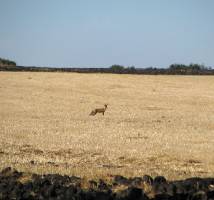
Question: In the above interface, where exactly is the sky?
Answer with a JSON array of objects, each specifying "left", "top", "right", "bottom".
[{"left": 0, "top": 0, "right": 214, "bottom": 68}]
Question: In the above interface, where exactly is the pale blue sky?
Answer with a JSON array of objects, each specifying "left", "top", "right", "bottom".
[{"left": 0, "top": 0, "right": 213, "bottom": 67}]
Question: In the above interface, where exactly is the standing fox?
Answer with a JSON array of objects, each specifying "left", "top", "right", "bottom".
[{"left": 89, "top": 104, "right": 108, "bottom": 116}]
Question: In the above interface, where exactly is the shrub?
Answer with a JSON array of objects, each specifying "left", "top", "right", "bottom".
[{"left": 0, "top": 58, "right": 16, "bottom": 67}]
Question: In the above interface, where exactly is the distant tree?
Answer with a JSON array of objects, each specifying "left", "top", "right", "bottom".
[
  {"left": 169, "top": 63, "right": 211, "bottom": 74},
  {"left": 126, "top": 66, "right": 136, "bottom": 73},
  {"left": 189, "top": 63, "right": 207, "bottom": 71},
  {"left": 169, "top": 64, "right": 189, "bottom": 74},
  {"left": 109, "top": 64, "right": 125, "bottom": 73},
  {"left": 0, "top": 58, "right": 16, "bottom": 67},
  {"left": 169, "top": 64, "right": 186, "bottom": 70}
]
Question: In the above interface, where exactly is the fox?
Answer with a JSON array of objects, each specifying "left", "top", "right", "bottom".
[{"left": 89, "top": 104, "right": 108, "bottom": 116}]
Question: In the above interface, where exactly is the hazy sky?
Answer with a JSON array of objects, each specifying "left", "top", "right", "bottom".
[{"left": 0, "top": 0, "right": 214, "bottom": 67}]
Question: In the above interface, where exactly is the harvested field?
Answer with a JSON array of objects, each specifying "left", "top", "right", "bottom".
[{"left": 0, "top": 72, "right": 214, "bottom": 181}]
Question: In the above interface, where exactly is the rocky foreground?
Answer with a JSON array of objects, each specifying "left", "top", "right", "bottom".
[{"left": 0, "top": 167, "right": 214, "bottom": 200}]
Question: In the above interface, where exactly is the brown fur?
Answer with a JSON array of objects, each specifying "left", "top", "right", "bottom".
[{"left": 89, "top": 104, "right": 108, "bottom": 116}]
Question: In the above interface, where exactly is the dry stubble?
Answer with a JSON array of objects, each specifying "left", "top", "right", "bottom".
[{"left": 0, "top": 72, "right": 214, "bottom": 181}]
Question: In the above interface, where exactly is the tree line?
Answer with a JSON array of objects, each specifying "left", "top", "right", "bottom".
[
  {"left": 108, "top": 63, "right": 213, "bottom": 75},
  {"left": 0, "top": 57, "right": 213, "bottom": 75}
]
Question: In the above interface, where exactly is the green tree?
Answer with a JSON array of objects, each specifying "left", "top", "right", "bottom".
[
  {"left": 109, "top": 64, "right": 125, "bottom": 73},
  {"left": 0, "top": 58, "right": 16, "bottom": 66}
]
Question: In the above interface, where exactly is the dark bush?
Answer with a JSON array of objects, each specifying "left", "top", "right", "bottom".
[{"left": 0, "top": 58, "right": 16, "bottom": 67}]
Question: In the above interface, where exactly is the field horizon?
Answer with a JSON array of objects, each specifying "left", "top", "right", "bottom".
[{"left": 0, "top": 72, "right": 213, "bottom": 181}]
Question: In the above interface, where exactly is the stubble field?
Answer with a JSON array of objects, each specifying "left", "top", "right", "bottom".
[{"left": 0, "top": 72, "right": 213, "bottom": 181}]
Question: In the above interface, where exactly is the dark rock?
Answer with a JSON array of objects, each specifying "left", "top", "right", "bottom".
[
  {"left": 154, "top": 176, "right": 167, "bottom": 185},
  {"left": 207, "top": 190, "right": 214, "bottom": 199},
  {"left": 89, "top": 180, "right": 97, "bottom": 189},
  {"left": 98, "top": 179, "right": 110, "bottom": 191},
  {"left": 116, "top": 187, "right": 148, "bottom": 200},
  {"left": 130, "top": 177, "right": 143, "bottom": 187},
  {"left": 153, "top": 183, "right": 168, "bottom": 196},
  {"left": 0, "top": 167, "right": 13, "bottom": 175},
  {"left": 21, "top": 191, "right": 35, "bottom": 200},
  {"left": 154, "top": 193, "right": 174, "bottom": 200},
  {"left": 94, "top": 191, "right": 113, "bottom": 200},
  {"left": 114, "top": 175, "right": 130, "bottom": 186},
  {"left": 142, "top": 175, "right": 153, "bottom": 185},
  {"left": 0, "top": 167, "right": 214, "bottom": 200},
  {"left": 64, "top": 186, "right": 77, "bottom": 198},
  {"left": 187, "top": 191, "right": 207, "bottom": 200},
  {"left": 165, "top": 183, "right": 177, "bottom": 196}
]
